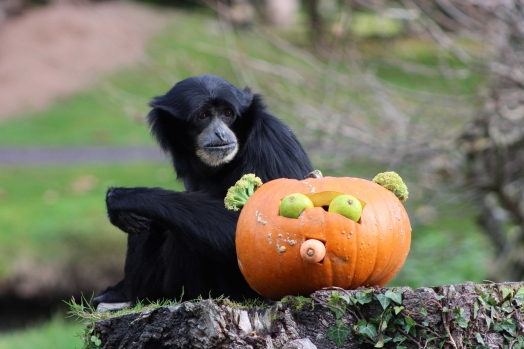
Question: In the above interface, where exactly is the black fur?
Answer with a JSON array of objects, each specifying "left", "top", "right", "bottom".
[{"left": 93, "top": 75, "right": 313, "bottom": 307}]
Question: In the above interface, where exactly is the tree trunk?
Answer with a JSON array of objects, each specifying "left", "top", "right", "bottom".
[{"left": 91, "top": 282, "right": 524, "bottom": 348}]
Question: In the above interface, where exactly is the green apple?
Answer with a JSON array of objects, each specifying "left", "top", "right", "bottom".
[
  {"left": 279, "top": 193, "right": 314, "bottom": 219},
  {"left": 328, "top": 194, "right": 362, "bottom": 222}
]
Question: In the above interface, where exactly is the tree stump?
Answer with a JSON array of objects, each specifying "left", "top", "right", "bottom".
[{"left": 91, "top": 282, "right": 524, "bottom": 348}]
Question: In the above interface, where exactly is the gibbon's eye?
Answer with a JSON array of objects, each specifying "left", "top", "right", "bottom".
[
  {"left": 198, "top": 112, "right": 207, "bottom": 120},
  {"left": 223, "top": 109, "right": 233, "bottom": 117}
]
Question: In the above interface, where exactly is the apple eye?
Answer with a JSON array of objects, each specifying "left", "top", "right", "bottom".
[{"left": 224, "top": 109, "right": 233, "bottom": 117}]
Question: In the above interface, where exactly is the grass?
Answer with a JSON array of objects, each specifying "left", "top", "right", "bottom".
[
  {"left": 0, "top": 314, "right": 85, "bottom": 349},
  {"left": 0, "top": 163, "right": 182, "bottom": 280},
  {"left": 392, "top": 209, "right": 493, "bottom": 287}
]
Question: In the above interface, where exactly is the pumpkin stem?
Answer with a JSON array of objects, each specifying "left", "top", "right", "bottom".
[
  {"left": 306, "top": 170, "right": 323, "bottom": 179},
  {"left": 300, "top": 239, "right": 326, "bottom": 263}
]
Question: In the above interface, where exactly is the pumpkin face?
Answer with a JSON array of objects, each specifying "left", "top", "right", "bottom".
[{"left": 235, "top": 176, "right": 411, "bottom": 300}]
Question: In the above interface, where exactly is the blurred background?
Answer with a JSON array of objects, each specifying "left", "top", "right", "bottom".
[{"left": 0, "top": 0, "right": 523, "bottom": 347}]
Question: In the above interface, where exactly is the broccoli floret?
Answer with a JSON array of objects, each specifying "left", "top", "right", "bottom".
[
  {"left": 224, "top": 174, "right": 263, "bottom": 211},
  {"left": 373, "top": 171, "right": 409, "bottom": 202}
]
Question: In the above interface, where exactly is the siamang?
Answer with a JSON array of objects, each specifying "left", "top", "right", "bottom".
[{"left": 93, "top": 75, "right": 313, "bottom": 308}]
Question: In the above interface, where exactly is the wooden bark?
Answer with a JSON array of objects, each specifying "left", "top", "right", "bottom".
[{"left": 92, "top": 282, "right": 524, "bottom": 349}]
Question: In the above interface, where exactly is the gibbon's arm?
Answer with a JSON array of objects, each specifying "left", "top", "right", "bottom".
[{"left": 106, "top": 187, "right": 239, "bottom": 257}]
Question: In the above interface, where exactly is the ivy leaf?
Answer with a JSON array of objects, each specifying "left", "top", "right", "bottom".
[
  {"left": 355, "top": 319, "right": 378, "bottom": 339},
  {"left": 498, "top": 318, "right": 517, "bottom": 336},
  {"left": 328, "top": 292, "right": 347, "bottom": 319},
  {"left": 501, "top": 300, "right": 514, "bottom": 314},
  {"left": 340, "top": 294, "right": 354, "bottom": 306},
  {"left": 376, "top": 294, "right": 391, "bottom": 310},
  {"left": 326, "top": 324, "right": 351, "bottom": 347},
  {"left": 475, "top": 333, "right": 485, "bottom": 345},
  {"left": 374, "top": 333, "right": 392, "bottom": 348},
  {"left": 380, "top": 310, "right": 392, "bottom": 332},
  {"left": 455, "top": 315, "right": 469, "bottom": 328},
  {"left": 393, "top": 331, "right": 406, "bottom": 344},
  {"left": 404, "top": 316, "right": 416, "bottom": 327},
  {"left": 514, "top": 337, "right": 524, "bottom": 349},
  {"left": 514, "top": 287, "right": 524, "bottom": 306},
  {"left": 485, "top": 316, "right": 492, "bottom": 329},
  {"left": 403, "top": 316, "right": 417, "bottom": 335},
  {"left": 418, "top": 305, "right": 428, "bottom": 317},
  {"left": 501, "top": 287, "right": 513, "bottom": 300},
  {"left": 355, "top": 290, "right": 373, "bottom": 305},
  {"left": 385, "top": 289, "right": 402, "bottom": 304},
  {"left": 394, "top": 306, "right": 404, "bottom": 315},
  {"left": 454, "top": 307, "right": 469, "bottom": 328}
]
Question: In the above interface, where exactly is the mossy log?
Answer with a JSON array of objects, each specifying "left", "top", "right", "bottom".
[{"left": 92, "top": 282, "right": 524, "bottom": 349}]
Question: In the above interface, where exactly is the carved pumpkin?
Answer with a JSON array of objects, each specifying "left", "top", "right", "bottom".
[{"left": 235, "top": 176, "right": 411, "bottom": 300}]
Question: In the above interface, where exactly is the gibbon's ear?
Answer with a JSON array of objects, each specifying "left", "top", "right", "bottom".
[
  {"left": 238, "top": 87, "right": 254, "bottom": 114},
  {"left": 148, "top": 96, "right": 180, "bottom": 119}
]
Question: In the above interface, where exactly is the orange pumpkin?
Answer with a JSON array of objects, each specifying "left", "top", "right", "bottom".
[{"left": 235, "top": 176, "right": 411, "bottom": 300}]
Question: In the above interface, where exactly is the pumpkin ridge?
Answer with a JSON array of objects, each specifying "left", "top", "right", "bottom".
[
  {"left": 365, "top": 192, "right": 411, "bottom": 286},
  {"left": 361, "top": 192, "right": 396, "bottom": 286}
]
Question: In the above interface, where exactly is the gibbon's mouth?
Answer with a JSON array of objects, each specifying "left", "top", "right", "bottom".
[
  {"left": 198, "top": 142, "right": 239, "bottom": 166},
  {"left": 204, "top": 142, "right": 236, "bottom": 150}
]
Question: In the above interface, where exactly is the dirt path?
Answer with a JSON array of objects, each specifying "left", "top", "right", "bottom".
[
  {"left": 0, "top": 146, "right": 166, "bottom": 165},
  {"left": 0, "top": 1, "right": 170, "bottom": 121}
]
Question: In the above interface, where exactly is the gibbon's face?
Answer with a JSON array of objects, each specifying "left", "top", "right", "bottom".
[{"left": 194, "top": 101, "right": 239, "bottom": 167}]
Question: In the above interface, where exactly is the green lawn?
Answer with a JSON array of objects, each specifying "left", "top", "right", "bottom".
[
  {"left": 0, "top": 163, "right": 182, "bottom": 280},
  {"left": 0, "top": 315, "right": 85, "bottom": 349}
]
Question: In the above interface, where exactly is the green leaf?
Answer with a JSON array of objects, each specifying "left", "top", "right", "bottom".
[
  {"left": 455, "top": 315, "right": 469, "bottom": 328},
  {"left": 453, "top": 307, "right": 469, "bottom": 328},
  {"left": 355, "top": 319, "right": 378, "bottom": 339},
  {"left": 501, "top": 300, "right": 513, "bottom": 314},
  {"left": 91, "top": 336, "right": 101, "bottom": 347},
  {"left": 403, "top": 316, "right": 416, "bottom": 335},
  {"left": 485, "top": 316, "right": 492, "bottom": 329},
  {"left": 380, "top": 310, "right": 392, "bottom": 332},
  {"left": 418, "top": 305, "right": 428, "bottom": 316},
  {"left": 376, "top": 294, "right": 391, "bottom": 310},
  {"left": 501, "top": 287, "right": 513, "bottom": 300},
  {"left": 404, "top": 316, "right": 416, "bottom": 327},
  {"left": 385, "top": 289, "right": 402, "bottom": 304},
  {"left": 328, "top": 292, "right": 347, "bottom": 319},
  {"left": 326, "top": 324, "right": 351, "bottom": 347},
  {"left": 499, "top": 318, "right": 517, "bottom": 335},
  {"left": 374, "top": 333, "right": 392, "bottom": 348},
  {"left": 355, "top": 290, "right": 374, "bottom": 305},
  {"left": 514, "top": 287, "right": 524, "bottom": 306},
  {"left": 340, "top": 294, "right": 355, "bottom": 306},
  {"left": 394, "top": 306, "right": 404, "bottom": 315},
  {"left": 392, "top": 331, "right": 406, "bottom": 344}
]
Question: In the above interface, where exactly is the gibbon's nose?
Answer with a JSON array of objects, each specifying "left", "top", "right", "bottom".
[{"left": 215, "top": 130, "right": 227, "bottom": 142}]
